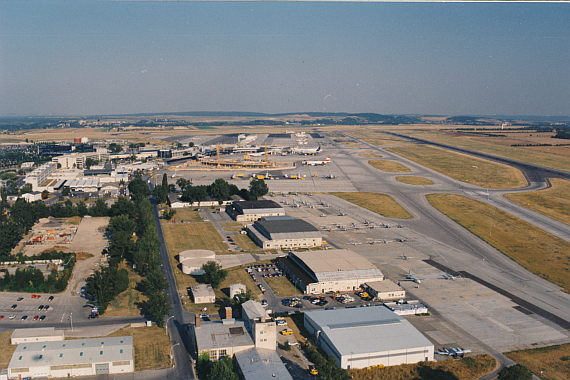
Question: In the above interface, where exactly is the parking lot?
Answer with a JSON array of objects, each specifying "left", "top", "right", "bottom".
[{"left": 0, "top": 293, "right": 56, "bottom": 323}]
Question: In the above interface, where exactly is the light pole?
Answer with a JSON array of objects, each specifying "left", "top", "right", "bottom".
[
  {"left": 170, "top": 343, "right": 180, "bottom": 367},
  {"left": 70, "top": 312, "right": 73, "bottom": 332},
  {"left": 165, "top": 315, "right": 175, "bottom": 335}
]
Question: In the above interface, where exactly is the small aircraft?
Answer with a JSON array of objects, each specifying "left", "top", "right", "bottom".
[
  {"left": 320, "top": 213, "right": 326, "bottom": 217},
  {"left": 442, "top": 271, "right": 462, "bottom": 280},
  {"left": 437, "top": 347, "right": 472, "bottom": 357},
  {"left": 282, "top": 200, "right": 289, "bottom": 205},
  {"left": 398, "top": 254, "right": 413, "bottom": 260},
  {"left": 396, "top": 238, "right": 408, "bottom": 242},
  {"left": 325, "top": 173, "right": 338, "bottom": 179},
  {"left": 302, "top": 156, "right": 331, "bottom": 166},
  {"left": 338, "top": 210, "right": 347, "bottom": 216},
  {"left": 400, "top": 271, "right": 424, "bottom": 284},
  {"left": 305, "top": 192, "right": 313, "bottom": 196},
  {"left": 367, "top": 239, "right": 386, "bottom": 245},
  {"left": 292, "top": 201, "right": 301, "bottom": 208},
  {"left": 348, "top": 241, "right": 362, "bottom": 245}
]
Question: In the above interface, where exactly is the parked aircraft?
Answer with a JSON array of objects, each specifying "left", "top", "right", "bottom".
[
  {"left": 248, "top": 151, "right": 265, "bottom": 157},
  {"left": 348, "top": 241, "right": 362, "bottom": 245},
  {"left": 400, "top": 271, "right": 424, "bottom": 284},
  {"left": 294, "top": 146, "right": 321, "bottom": 155},
  {"left": 442, "top": 271, "right": 462, "bottom": 280},
  {"left": 398, "top": 254, "right": 413, "bottom": 260},
  {"left": 302, "top": 156, "right": 331, "bottom": 166},
  {"left": 437, "top": 347, "right": 472, "bottom": 357},
  {"left": 325, "top": 173, "right": 338, "bottom": 179},
  {"left": 367, "top": 239, "right": 386, "bottom": 245},
  {"left": 320, "top": 214, "right": 326, "bottom": 217},
  {"left": 338, "top": 210, "right": 347, "bottom": 216}
]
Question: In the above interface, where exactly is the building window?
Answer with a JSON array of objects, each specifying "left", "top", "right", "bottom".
[
  {"left": 60, "top": 354, "right": 63, "bottom": 358},
  {"left": 120, "top": 349, "right": 123, "bottom": 354},
  {"left": 210, "top": 350, "right": 218, "bottom": 360},
  {"left": 80, "top": 352, "right": 83, "bottom": 356},
  {"left": 219, "top": 349, "right": 227, "bottom": 358}
]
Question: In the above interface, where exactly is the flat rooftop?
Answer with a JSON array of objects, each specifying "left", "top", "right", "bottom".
[
  {"left": 195, "top": 320, "right": 254, "bottom": 351},
  {"left": 235, "top": 348, "right": 293, "bottom": 380},
  {"left": 11, "top": 327, "right": 64, "bottom": 340},
  {"left": 305, "top": 307, "right": 433, "bottom": 356}
]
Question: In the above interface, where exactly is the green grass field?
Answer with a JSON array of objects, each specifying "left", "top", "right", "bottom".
[
  {"left": 368, "top": 159, "right": 411, "bottom": 173},
  {"left": 427, "top": 194, "right": 570, "bottom": 292},
  {"left": 331, "top": 192, "right": 413, "bottom": 219},
  {"left": 395, "top": 176, "right": 434, "bottom": 185},
  {"left": 386, "top": 144, "right": 527, "bottom": 189},
  {"left": 505, "top": 343, "right": 570, "bottom": 380}
]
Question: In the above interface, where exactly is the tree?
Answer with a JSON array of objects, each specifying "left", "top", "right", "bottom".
[
  {"left": 20, "top": 183, "right": 32, "bottom": 194},
  {"left": 61, "top": 186, "right": 71, "bottom": 196},
  {"left": 210, "top": 178, "right": 231, "bottom": 202},
  {"left": 206, "top": 356, "right": 238, "bottom": 380},
  {"left": 84, "top": 158, "right": 99, "bottom": 169},
  {"left": 41, "top": 190, "right": 49, "bottom": 199},
  {"left": 109, "top": 196, "right": 136, "bottom": 219},
  {"left": 176, "top": 178, "right": 191, "bottom": 192},
  {"left": 248, "top": 179, "right": 268, "bottom": 200},
  {"left": 88, "top": 199, "right": 109, "bottom": 217},
  {"left": 201, "top": 261, "right": 228, "bottom": 289},
  {"left": 162, "top": 208, "right": 176, "bottom": 220},
  {"left": 140, "top": 269, "right": 168, "bottom": 294},
  {"left": 189, "top": 142, "right": 194, "bottom": 147},
  {"left": 147, "top": 290, "right": 171, "bottom": 327},
  {"left": 498, "top": 364, "right": 533, "bottom": 380},
  {"left": 128, "top": 177, "right": 150, "bottom": 200}
]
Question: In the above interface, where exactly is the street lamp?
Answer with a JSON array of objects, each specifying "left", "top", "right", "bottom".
[
  {"left": 170, "top": 343, "right": 180, "bottom": 367},
  {"left": 165, "top": 315, "right": 175, "bottom": 335},
  {"left": 70, "top": 312, "right": 73, "bottom": 332}
]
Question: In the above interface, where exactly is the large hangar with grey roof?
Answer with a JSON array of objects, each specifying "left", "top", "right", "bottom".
[
  {"left": 304, "top": 307, "right": 434, "bottom": 369},
  {"left": 247, "top": 216, "right": 322, "bottom": 249},
  {"left": 278, "top": 249, "right": 384, "bottom": 294},
  {"left": 226, "top": 200, "right": 285, "bottom": 222}
]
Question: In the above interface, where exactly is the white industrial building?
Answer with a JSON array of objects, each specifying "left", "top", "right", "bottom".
[
  {"left": 24, "top": 162, "right": 57, "bottom": 191},
  {"left": 364, "top": 280, "right": 406, "bottom": 301},
  {"left": 21, "top": 191, "right": 42, "bottom": 202},
  {"left": 51, "top": 148, "right": 109, "bottom": 170},
  {"left": 304, "top": 307, "right": 434, "bottom": 369},
  {"left": 247, "top": 216, "right": 322, "bottom": 250},
  {"left": 11, "top": 327, "right": 65, "bottom": 345},
  {"left": 278, "top": 249, "right": 384, "bottom": 294},
  {"left": 8, "top": 336, "right": 134, "bottom": 378},
  {"left": 179, "top": 250, "right": 217, "bottom": 275},
  {"left": 383, "top": 300, "right": 429, "bottom": 316},
  {"left": 226, "top": 200, "right": 285, "bottom": 222},
  {"left": 190, "top": 284, "right": 216, "bottom": 304}
]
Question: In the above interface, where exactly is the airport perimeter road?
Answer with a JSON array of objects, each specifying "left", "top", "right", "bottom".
[{"left": 151, "top": 195, "right": 196, "bottom": 380}]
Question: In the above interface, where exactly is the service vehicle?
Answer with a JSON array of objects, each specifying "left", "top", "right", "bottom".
[{"left": 280, "top": 329, "right": 293, "bottom": 335}]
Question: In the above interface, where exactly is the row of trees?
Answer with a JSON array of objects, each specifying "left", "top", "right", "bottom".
[
  {"left": 0, "top": 250, "right": 76, "bottom": 293},
  {"left": 85, "top": 180, "right": 171, "bottom": 326},
  {"left": 175, "top": 177, "right": 268, "bottom": 204}
]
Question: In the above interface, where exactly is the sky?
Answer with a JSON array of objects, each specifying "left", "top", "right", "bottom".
[{"left": 1, "top": 1, "right": 569, "bottom": 117}]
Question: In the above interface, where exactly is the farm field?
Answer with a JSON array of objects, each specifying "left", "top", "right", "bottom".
[
  {"left": 386, "top": 144, "right": 527, "bottom": 189},
  {"left": 427, "top": 194, "right": 570, "bottom": 293},
  {"left": 331, "top": 192, "right": 413, "bottom": 219},
  {"left": 505, "top": 178, "right": 570, "bottom": 226},
  {"left": 368, "top": 159, "right": 411, "bottom": 173},
  {"left": 395, "top": 176, "right": 434, "bottom": 186},
  {"left": 505, "top": 343, "right": 570, "bottom": 380}
]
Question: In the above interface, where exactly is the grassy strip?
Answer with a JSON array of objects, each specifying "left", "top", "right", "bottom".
[
  {"left": 162, "top": 222, "right": 229, "bottom": 253},
  {"left": 404, "top": 129, "right": 570, "bottom": 172},
  {"left": 505, "top": 343, "right": 570, "bottom": 380},
  {"left": 106, "top": 325, "right": 171, "bottom": 371},
  {"left": 331, "top": 192, "right": 413, "bottom": 219},
  {"left": 386, "top": 144, "right": 527, "bottom": 189},
  {"left": 427, "top": 194, "right": 570, "bottom": 292},
  {"left": 0, "top": 330, "right": 16, "bottom": 369},
  {"left": 359, "top": 153, "right": 384, "bottom": 158},
  {"left": 369, "top": 159, "right": 411, "bottom": 173},
  {"left": 104, "top": 263, "right": 147, "bottom": 317},
  {"left": 505, "top": 178, "right": 570, "bottom": 226},
  {"left": 395, "top": 176, "right": 434, "bottom": 186},
  {"left": 162, "top": 208, "right": 203, "bottom": 223},
  {"left": 264, "top": 276, "right": 299, "bottom": 297},
  {"left": 348, "top": 355, "right": 496, "bottom": 380},
  {"left": 349, "top": 129, "right": 411, "bottom": 144},
  {"left": 231, "top": 234, "right": 261, "bottom": 251}
]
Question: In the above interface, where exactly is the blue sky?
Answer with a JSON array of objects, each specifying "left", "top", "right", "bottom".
[{"left": 1, "top": 1, "right": 569, "bottom": 117}]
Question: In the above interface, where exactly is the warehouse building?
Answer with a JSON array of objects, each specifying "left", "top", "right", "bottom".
[
  {"left": 235, "top": 348, "right": 294, "bottom": 380},
  {"left": 190, "top": 284, "right": 216, "bottom": 304},
  {"left": 11, "top": 327, "right": 64, "bottom": 345},
  {"left": 247, "top": 216, "right": 322, "bottom": 250},
  {"left": 179, "top": 250, "right": 217, "bottom": 275},
  {"left": 364, "top": 280, "right": 405, "bottom": 301},
  {"left": 8, "top": 336, "right": 134, "bottom": 378},
  {"left": 226, "top": 200, "right": 285, "bottom": 222},
  {"left": 304, "top": 307, "right": 434, "bottom": 369},
  {"left": 278, "top": 249, "right": 384, "bottom": 294}
]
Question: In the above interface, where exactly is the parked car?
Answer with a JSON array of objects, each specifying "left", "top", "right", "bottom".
[
  {"left": 21, "top": 315, "right": 28, "bottom": 321},
  {"left": 9, "top": 315, "right": 16, "bottom": 319},
  {"left": 38, "top": 305, "right": 44, "bottom": 310},
  {"left": 39, "top": 315, "right": 46, "bottom": 321},
  {"left": 48, "top": 296, "right": 54, "bottom": 301},
  {"left": 33, "top": 315, "right": 39, "bottom": 321},
  {"left": 17, "top": 297, "right": 24, "bottom": 301},
  {"left": 11, "top": 304, "right": 17, "bottom": 309},
  {"left": 88, "top": 313, "right": 99, "bottom": 319}
]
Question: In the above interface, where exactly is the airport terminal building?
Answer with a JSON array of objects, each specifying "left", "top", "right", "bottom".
[
  {"left": 247, "top": 216, "right": 322, "bottom": 250},
  {"left": 278, "top": 249, "right": 384, "bottom": 294},
  {"left": 304, "top": 307, "right": 434, "bottom": 369},
  {"left": 226, "top": 200, "right": 285, "bottom": 222}
]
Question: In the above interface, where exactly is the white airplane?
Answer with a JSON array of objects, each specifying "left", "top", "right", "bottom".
[
  {"left": 305, "top": 192, "right": 312, "bottom": 196},
  {"left": 367, "top": 239, "right": 386, "bottom": 245},
  {"left": 320, "top": 213, "right": 326, "bottom": 217},
  {"left": 348, "top": 241, "right": 362, "bottom": 245},
  {"left": 325, "top": 173, "right": 338, "bottom": 179},
  {"left": 248, "top": 151, "right": 265, "bottom": 157},
  {"left": 398, "top": 254, "right": 413, "bottom": 260},
  {"left": 294, "top": 146, "right": 322, "bottom": 155},
  {"left": 442, "top": 271, "right": 462, "bottom": 280},
  {"left": 400, "top": 271, "right": 424, "bottom": 284},
  {"left": 292, "top": 201, "right": 301, "bottom": 208},
  {"left": 338, "top": 210, "right": 347, "bottom": 216},
  {"left": 302, "top": 156, "right": 331, "bottom": 166},
  {"left": 437, "top": 347, "right": 472, "bottom": 357}
]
